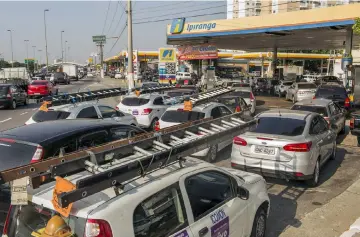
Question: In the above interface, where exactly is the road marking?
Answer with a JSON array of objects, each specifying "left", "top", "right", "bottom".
[
  {"left": 0, "top": 118, "right": 12, "bottom": 123},
  {"left": 20, "top": 112, "right": 28, "bottom": 115},
  {"left": 32, "top": 108, "right": 38, "bottom": 111}
]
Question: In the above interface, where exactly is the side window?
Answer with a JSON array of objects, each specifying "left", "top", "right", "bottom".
[
  {"left": 318, "top": 116, "right": 329, "bottom": 133},
  {"left": 333, "top": 103, "right": 342, "bottom": 114},
  {"left": 309, "top": 116, "right": 321, "bottom": 135},
  {"left": 240, "top": 98, "right": 247, "bottom": 109},
  {"left": 110, "top": 128, "right": 130, "bottom": 141},
  {"left": 10, "top": 86, "right": 17, "bottom": 93},
  {"left": 219, "top": 106, "right": 232, "bottom": 116},
  {"left": 79, "top": 130, "right": 109, "bottom": 149},
  {"left": 153, "top": 97, "right": 164, "bottom": 105},
  {"left": 77, "top": 106, "right": 99, "bottom": 119},
  {"left": 185, "top": 171, "right": 235, "bottom": 221},
  {"left": 210, "top": 107, "right": 222, "bottom": 119},
  {"left": 51, "top": 138, "right": 78, "bottom": 157},
  {"left": 329, "top": 104, "right": 336, "bottom": 115},
  {"left": 98, "top": 106, "right": 118, "bottom": 119},
  {"left": 133, "top": 184, "right": 188, "bottom": 237}
]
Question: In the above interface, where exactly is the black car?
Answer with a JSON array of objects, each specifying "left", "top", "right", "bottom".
[
  {"left": 315, "top": 76, "right": 342, "bottom": 86},
  {"left": 314, "top": 84, "right": 350, "bottom": 109},
  {"left": 0, "top": 84, "right": 27, "bottom": 109},
  {"left": 0, "top": 119, "right": 146, "bottom": 171},
  {"left": 53, "top": 72, "right": 70, "bottom": 85}
]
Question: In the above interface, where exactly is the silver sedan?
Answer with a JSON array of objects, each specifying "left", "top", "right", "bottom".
[{"left": 230, "top": 109, "right": 337, "bottom": 187}]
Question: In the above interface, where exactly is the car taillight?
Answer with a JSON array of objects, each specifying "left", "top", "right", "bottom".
[
  {"left": 2, "top": 205, "right": 12, "bottom": 235},
  {"left": 31, "top": 145, "right": 44, "bottom": 163},
  {"left": 283, "top": 142, "right": 312, "bottom": 152},
  {"left": 233, "top": 137, "right": 247, "bottom": 146},
  {"left": 250, "top": 92, "right": 255, "bottom": 101},
  {"left": 324, "top": 117, "right": 330, "bottom": 124},
  {"left": 350, "top": 117, "right": 355, "bottom": 129},
  {"left": 85, "top": 219, "right": 113, "bottom": 237},
  {"left": 115, "top": 106, "right": 119, "bottom": 111},
  {"left": 142, "top": 108, "right": 152, "bottom": 115},
  {"left": 6, "top": 88, "right": 11, "bottom": 98},
  {"left": 235, "top": 106, "right": 241, "bottom": 112},
  {"left": 345, "top": 97, "right": 350, "bottom": 108},
  {"left": 313, "top": 96, "right": 316, "bottom": 99},
  {"left": 155, "top": 121, "right": 160, "bottom": 131}
]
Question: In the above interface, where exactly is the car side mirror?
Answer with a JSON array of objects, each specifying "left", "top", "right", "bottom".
[{"left": 237, "top": 186, "right": 249, "bottom": 200}]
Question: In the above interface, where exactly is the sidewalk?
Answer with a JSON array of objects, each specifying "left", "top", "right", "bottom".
[{"left": 280, "top": 175, "right": 360, "bottom": 237}]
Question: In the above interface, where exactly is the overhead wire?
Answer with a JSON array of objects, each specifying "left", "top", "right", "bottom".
[
  {"left": 102, "top": 1, "right": 112, "bottom": 35},
  {"left": 132, "top": 0, "right": 195, "bottom": 12},
  {"left": 106, "top": 1, "right": 120, "bottom": 36},
  {"left": 108, "top": 21, "right": 128, "bottom": 54},
  {"left": 111, "top": 1, "right": 127, "bottom": 37}
]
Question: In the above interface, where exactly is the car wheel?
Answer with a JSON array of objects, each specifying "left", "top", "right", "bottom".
[
  {"left": 150, "top": 118, "right": 159, "bottom": 130},
  {"left": 205, "top": 145, "right": 218, "bottom": 163},
  {"left": 250, "top": 208, "right": 267, "bottom": 237},
  {"left": 330, "top": 141, "right": 337, "bottom": 160},
  {"left": 10, "top": 100, "right": 16, "bottom": 109},
  {"left": 340, "top": 122, "right": 346, "bottom": 134},
  {"left": 306, "top": 159, "right": 320, "bottom": 187}
]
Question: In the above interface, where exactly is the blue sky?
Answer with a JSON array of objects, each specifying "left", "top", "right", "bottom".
[{"left": 0, "top": 1, "right": 226, "bottom": 64}]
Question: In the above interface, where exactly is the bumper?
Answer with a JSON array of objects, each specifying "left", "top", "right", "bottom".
[
  {"left": 297, "top": 94, "right": 314, "bottom": 101},
  {"left": 28, "top": 92, "right": 48, "bottom": 98},
  {"left": 231, "top": 163, "right": 312, "bottom": 180},
  {"left": 54, "top": 79, "right": 67, "bottom": 83}
]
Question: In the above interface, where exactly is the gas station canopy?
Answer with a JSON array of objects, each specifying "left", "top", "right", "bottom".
[{"left": 167, "top": 4, "right": 360, "bottom": 51}]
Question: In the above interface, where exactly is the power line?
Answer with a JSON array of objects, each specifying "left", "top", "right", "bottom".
[
  {"left": 102, "top": 1, "right": 112, "bottom": 35},
  {"left": 107, "top": 1, "right": 120, "bottom": 35},
  {"left": 111, "top": 2, "right": 126, "bottom": 37},
  {"left": 108, "top": 21, "right": 128, "bottom": 54},
  {"left": 132, "top": 0, "right": 195, "bottom": 12},
  {"left": 133, "top": 3, "right": 226, "bottom": 21}
]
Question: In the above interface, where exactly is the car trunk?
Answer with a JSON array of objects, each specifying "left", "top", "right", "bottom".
[
  {"left": 28, "top": 84, "right": 47, "bottom": 93},
  {"left": 234, "top": 133, "right": 305, "bottom": 162},
  {"left": 0, "top": 139, "right": 37, "bottom": 171}
]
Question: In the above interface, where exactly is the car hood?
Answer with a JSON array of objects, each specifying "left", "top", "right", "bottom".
[{"left": 220, "top": 167, "right": 264, "bottom": 185}]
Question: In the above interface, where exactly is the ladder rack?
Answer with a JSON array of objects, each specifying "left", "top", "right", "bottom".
[{"left": 0, "top": 112, "right": 257, "bottom": 208}]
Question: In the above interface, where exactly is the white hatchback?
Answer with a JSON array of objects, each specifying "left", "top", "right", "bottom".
[
  {"left": 159, "top": 102, "right": 234, "bottom": 162},
  {"left": 116, "top": 94, "right": 171, "bottom": 129}
]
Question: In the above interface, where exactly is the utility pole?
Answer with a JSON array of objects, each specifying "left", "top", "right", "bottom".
[
  {"left": 44, "top": 9, "right": 49, "bottom": 71},
  {"left": 7, "top": 30, "right": 14, "bottom": 68},
  {"left": 24, "top": 40, "right": 29, "bottom": 70},
  {"left": 127, "top": 0, "right": 135, "bottom": 90},
  {"left": 65, "top": 41, "right": 67, "bottom": 62},
  {"left": 61, "top": 30, "right": 64, "bottom": 63},
  {"left": 32, "top": 46, "right": 36, "bottom": 72},
  {"left": 38, "top": 49, "right": 42, "bottom": 70},
  {"left": 99, "top": 42, "right": 104, "bottom": 78}
]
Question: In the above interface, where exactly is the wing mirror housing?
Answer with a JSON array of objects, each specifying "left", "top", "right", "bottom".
[{"left": 237, "top": 186, "right": 249, "bottom": 200}]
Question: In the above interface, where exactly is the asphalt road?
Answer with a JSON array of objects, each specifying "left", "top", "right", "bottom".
[
  {"left": 0, "top": 87, "right": 359, "bottom": 236},
  {"left": 0, "top": 77, "right": 110, "bottom": 132}
]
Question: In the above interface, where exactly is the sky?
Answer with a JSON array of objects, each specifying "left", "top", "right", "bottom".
[{"left": 0, "top": 1, "right": 227, "bottom": 64}]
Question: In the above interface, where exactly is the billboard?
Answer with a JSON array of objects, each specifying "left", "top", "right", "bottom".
[
  {"left": 177, "top": 44, "right": 218, "bottom": 60},
  {"left": 159, "top": 48, "right": 176, "bottom": 63}
]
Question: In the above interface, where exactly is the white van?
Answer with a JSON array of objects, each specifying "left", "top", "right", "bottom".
[{"left": 176, "top": 72, "right": 191, "bottom": 80}]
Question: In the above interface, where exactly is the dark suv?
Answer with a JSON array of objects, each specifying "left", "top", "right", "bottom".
[
  {"left": 0, "top": 84, "right": 27, "bottom": 109},
  {"left": 53, "top": 72, "right": 70, "bottom": 85},
  {"left": 314, "top": 84, "right": 350, "bottom": 109},
  {"left": 0, "top": 119, "right": 146, "bottom": 171}
]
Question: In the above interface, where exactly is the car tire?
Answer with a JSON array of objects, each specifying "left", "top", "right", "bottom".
[
  {"left": 205, "top": 145, "right": 218, "bottom": 163},
  {"left": 306, "top": 159, "right": 320, "bottom": 187},
  {"left": 250, "top": 208, "right": 267, "bottom": 237},
  {"left": 340, "top": 122, "right": 346, "bottom": 134},
  {"left": 150, "top": 118, "right": 159, "bottom": 130},
  {"left": 330, "top": 141, "right": 337, "bottom": 160},
  {"left": 10, "top": 100, "right": 16, "bottom": 110}
]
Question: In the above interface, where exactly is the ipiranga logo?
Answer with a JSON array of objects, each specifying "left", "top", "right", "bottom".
[{"left": 187, "top": 22, "right": 216, "bottom": 32}]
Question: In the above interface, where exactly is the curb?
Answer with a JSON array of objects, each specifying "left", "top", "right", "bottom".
[{"left": 341, "top": 218, "right": 360, "bottom": 237}]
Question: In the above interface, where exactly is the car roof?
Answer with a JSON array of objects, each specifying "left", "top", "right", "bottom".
[
  {"left": 258, "top": 109, "right": 313, "bottom": 120},
  {"left": 50, "top": 101, "right": 99, "bottom": 112},
  {"left": 124, "top": 93, "right": 161, "bottom": 99},
  {"left": 29, "top": 158, "right": 211, "bottom": 218},
  {"left": 0, "top": 119, "right": 131, "bottom": 144},
  {"left": 0, "top": 84, "right": 11, "bottom": 87},
  {"left": 294, "top": 98, "right": 332, "bottom": 106}
]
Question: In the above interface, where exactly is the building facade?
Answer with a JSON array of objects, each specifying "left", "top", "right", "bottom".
[{"left": 227, "top": 0, "right": 359, "bottom": 19}]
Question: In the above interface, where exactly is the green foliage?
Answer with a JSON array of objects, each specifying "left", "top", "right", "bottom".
[{"left": 353, "top": 18, "right": 360, "bottom": 35}]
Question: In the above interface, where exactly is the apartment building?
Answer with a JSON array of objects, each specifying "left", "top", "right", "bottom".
[{"left": 227, "top": 0, "right": 359, "bottom": 19}]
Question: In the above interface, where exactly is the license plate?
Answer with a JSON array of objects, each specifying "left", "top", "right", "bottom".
[
  {"left": 28, "top": 99, "right": 38, "bottom": 103},
  {"left": 132, "top": 110, "right": 138, "bottom": 115},
  {"left": 34, "top": 93, "right": 40, "bottom": 95},
  {"left": 254, "top": 146, "right": 275, "bottom": 155}
]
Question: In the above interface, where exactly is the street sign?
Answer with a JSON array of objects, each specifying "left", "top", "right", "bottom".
[
  {"left": 92, "top": 35, "right": 106, "bottom": 43},
  {"left": 24, "top": 58, "right": 35, "bottom": 64}
]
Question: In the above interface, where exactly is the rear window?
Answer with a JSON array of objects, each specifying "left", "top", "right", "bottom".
[
  {"left": 0, "top": 86, "right": 9, "bottom": 95},
  {"left": 54, "top": 72, "right": 64, "bottom": 77},
  {"left": 5, "top": 203, "right": 86, "bottom": 237},
  {"left": 298, "top": 84, "right": 317, "bottom": 89},
  {"left": 161, "top": 110, "right": 205, "bottom": 123},
  {"left": 0, "top": 140, "right": 36, "bottom": 171},
  {"left": 253, "top": 117, "right": 306, "bottom": 136},
  {"left": 217, "top": 98, "right": 237, "bottom": 109},
  {"left": 315, "top": 87, "right": 347, "bottom": 99},
  {"left": 122, "top": 97, "right": 150, "bottom": 106},
  {"left": 32, "top": 110, "right": 71, "bottom": 122},
  {"left": 231, "top": 91, "right": 251, "bottom": 98},
  {"left": 31, "top": 81, "right": 47, "bottom": 85},
  {"left": 291, "top": 105, "right": 328, "bottom": 117}
]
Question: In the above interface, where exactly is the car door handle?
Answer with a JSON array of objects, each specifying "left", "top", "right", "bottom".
[{"left": 199, "top": 227, "right": 209, "bottom": 237}]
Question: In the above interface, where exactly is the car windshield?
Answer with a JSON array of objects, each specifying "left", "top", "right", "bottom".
[
  {"left": 0, "top": 139, "right": 37, "bottom": 171},
  {"left": 253, "top": 117, "right": 306, "bottom": 136},
  {"left": 315, "top": 87, "right": 347, "bottom": 99},
  {"left": 32, "top": 110, "right": 71, "bottom": 122},
  {"left": 161, "top": 110, "right": 205, "bottom": 123},
  {"left": 298, "top": 84, "right": 317, "bottom": 89},
  {"left": 31, "top": 81, "right": 47, "bottom": 85},
  {"left": 5, "top": 203, "right": 86, "bottom": 237},
  {"left": 122, "top": 97, "right": 150, "bottom": 106},
  {"left": 291, "top": 105, "right": 328, "bottom": 117}
]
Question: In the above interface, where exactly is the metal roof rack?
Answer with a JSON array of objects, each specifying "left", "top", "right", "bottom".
[{"left": 0, "top": 111, "right": 256, "bottom": 208}]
